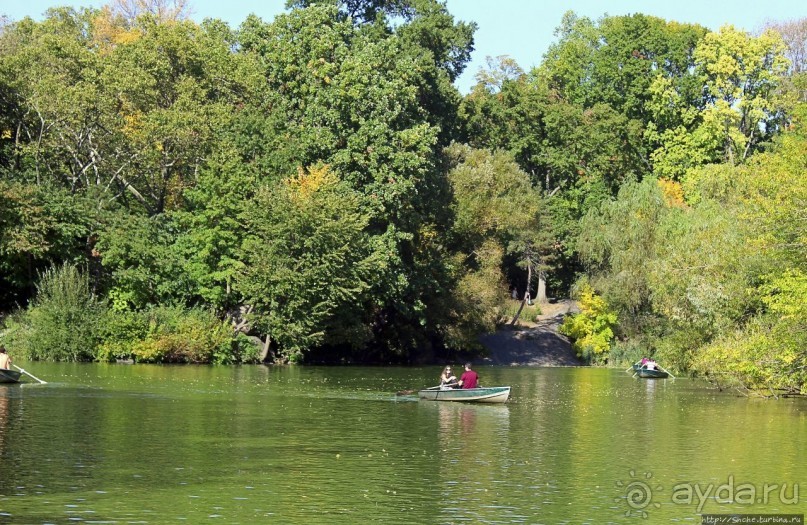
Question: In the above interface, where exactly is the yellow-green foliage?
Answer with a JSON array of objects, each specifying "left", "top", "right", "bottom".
[
  {"left": 560, "top": 284, "right": 618, "bottom": 362},
  {"left": 443, "top": 239, "right": 508, "bottom": 350},
  {"left": 132, "top": 311, "right": 232, "bottom": 364},
  {"left": 693, "top": 326, "right": 803, "bottom": 395},
  {"left": 692, "top": 270, "right": 807, "bottom": 394},
  {"left": 684, "top": 105, "right": 807, "bottom": 393},
  {"left": 97, "top": 307, "right": 237, "bottom": 364}
]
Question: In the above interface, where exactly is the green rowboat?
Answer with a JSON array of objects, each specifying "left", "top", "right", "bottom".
[
  {"left": 636, "top": 368, "right": 669, "bottom": 379},
  {"left": 0, "top": 369, "right": 22, "bottom": 384},
  {"left": 418, "top": 386, "right": 510, "bottom": 403}
]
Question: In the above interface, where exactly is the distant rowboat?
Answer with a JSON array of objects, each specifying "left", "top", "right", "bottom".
[
  {"left": 629, "top": 360, "right": 674, "bottom": 379},
  {"left": 418, "top": 386, "right": 510, "bottom": 403},
  {"left": 0, "top": 369, "right": 22, "bottom": 384},
  {"left": 636, "top": 368, "right": 669, "bottom": 379}
]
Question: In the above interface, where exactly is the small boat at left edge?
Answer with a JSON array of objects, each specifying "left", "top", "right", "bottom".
[{"left": 0, "top": 369, "right": 22, "bottom": 384}]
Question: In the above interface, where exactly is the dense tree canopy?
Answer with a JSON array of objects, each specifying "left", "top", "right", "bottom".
[{"left": 0, "top": 2, "right": 804, "bottom": 394}]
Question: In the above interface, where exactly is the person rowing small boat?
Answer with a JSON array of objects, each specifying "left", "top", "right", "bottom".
[
  {"left": 458, "top": 363, "right": 479, "bottom": 389},
  {"left": 0, "top": 346, "right": 22, "bottom": 384},
  {"left": 636, "top": 358, "right": 670, "bottom": 379},
  {"left": 0, "top": 346, "right": 11, "bottom": 371}
]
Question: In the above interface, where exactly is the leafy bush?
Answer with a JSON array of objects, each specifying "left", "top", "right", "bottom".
[
  {"left": 96, "top": 310, "right": 152, "bottom": 362},
  {"left": 607, "top": 337, "right": 649, "bottom": 368},
  {"left": 3, "top": 264, "right": 105, "bottom": 361},
  {"left": 560, "top": 283, "right": 618, "bottom": 364},
  {"left": 232, "top": 333, "right": 263, "bottom": 364},
  {"left": 122, "top": 307, "right": 233, "bottom": 364},
  {"left": 690, "top": 270, "right": 807, "bottom": 395},
  {"left": 99, "top": 306, "right": 266, "bottom": 365}
]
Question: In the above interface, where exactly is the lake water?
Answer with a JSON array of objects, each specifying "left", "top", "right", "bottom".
[{"left": 0, "top": 364, "right": 805, "bottom": 524}]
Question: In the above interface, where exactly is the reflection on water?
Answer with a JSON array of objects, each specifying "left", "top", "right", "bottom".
[
  {"left": 0, "top": 364, "right": 805, "bottom": 523},
  {"left": 434, "top": 401, "right": 510, "bottom": 437},
  {"left": 0, "top": 389, "right": 8, "bottom": 459}
]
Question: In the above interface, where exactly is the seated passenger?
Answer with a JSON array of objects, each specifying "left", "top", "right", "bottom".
[{"left": 439, "top": 366, "right": 458, "bottom": 389}]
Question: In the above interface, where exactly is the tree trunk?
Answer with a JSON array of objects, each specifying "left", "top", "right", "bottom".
[
  {"left": 524, "top": 258, "right": 533, "bottom": 304},
  {"left": 509, "top": 299, "right": 526, "bottom": 326},
  {"left": 511, "top": 256, "right": 533, "bottom": 326},
  {"left": 259, "top": 334, "right": 272, "bottom": 363},
  {"left": 537, "top": 269, "right": 547, "bottom": 303}
]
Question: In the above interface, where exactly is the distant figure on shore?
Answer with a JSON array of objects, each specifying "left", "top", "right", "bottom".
[
  {"left": 458, "top": 363, "right": 479, "bottom": 389},
  {"left": 0, "top": 347, "right": 11, "bottom": 370}
]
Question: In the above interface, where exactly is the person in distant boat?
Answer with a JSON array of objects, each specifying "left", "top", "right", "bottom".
[
  {"left": 458, "top": 363, "right": 479, "bottom": 389},
  {"left": 439, "top": 366, "right": 458, "bottom": 389},
  {"left": 640, "top": 357, "right": 649, "bottom": 366},
  {"left": 645, "top": 360, "right": 657, "bottom": 371},
  {"left": 0, "top": 347, "right": 11, "bottom": 370}
]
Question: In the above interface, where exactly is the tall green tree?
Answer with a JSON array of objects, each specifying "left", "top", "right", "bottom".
[
  {"left": 171, "top": 144, "right": 255, "bottom": 313},
  {"left": 0, "top": 7, "right": 262, "bottom": 311},
  {"left": 577, "top": 178, "right": 671, "bottom": 335},
  {"left": 0, "top": 8, "right": 112, "bottom": 188},
  {"left": 235, "top": 4, "right": 472, "bottom": 353},
  {"left": 540, "top": 11, "right": 707, "bottom": 127},
  {"left": 649, "top": 25, "right": 790, "bottom": 179},
  {"left": 461, "top": 67, "right": 646, "bottom": 294},
  {"left": 443, "top": 145, "right": 550, "bottom": 340},
  {"left": 99, "top": 14, "right": 256, "bottom": 214},
  {"left": 238, "top": 166, "right": 377, "bottom": 361},
  {"left": 695, "top": 25, "right": 789, "bottom": 164}
]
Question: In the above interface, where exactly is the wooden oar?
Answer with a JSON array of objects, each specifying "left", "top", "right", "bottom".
[
  {"left": 396, "top": 385, "right": 441, "bottom": 396},
  {"left": 13, "top": 364, "right": 47, "bottom": 384},
  {"left": 626, "top": 360, "right": 640, "bottom": 373},
  {"left": 658, "top": 365, "right": 676, "bottom": 379}
]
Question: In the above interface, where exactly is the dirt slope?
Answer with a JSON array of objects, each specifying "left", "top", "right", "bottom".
[{"left": 478, "top": 300, "right": 583, "bottom": 367}]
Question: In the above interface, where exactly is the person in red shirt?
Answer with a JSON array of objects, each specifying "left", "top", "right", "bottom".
[{"left": 458, "top": 363, "right": 478, "bottom": 389}]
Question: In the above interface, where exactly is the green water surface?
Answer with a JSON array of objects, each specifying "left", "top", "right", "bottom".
[{"left": 0, "top": 364, "right": 804, "bottom": 524}]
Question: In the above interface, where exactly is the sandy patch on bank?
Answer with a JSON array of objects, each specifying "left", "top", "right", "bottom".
[{"left": 479, "top": 300, "right": 583, "bottom": 367}]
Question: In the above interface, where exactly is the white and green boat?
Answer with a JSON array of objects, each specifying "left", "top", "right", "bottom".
[{"left": 418, "top": 386, "right": 510, "bottom": 404}]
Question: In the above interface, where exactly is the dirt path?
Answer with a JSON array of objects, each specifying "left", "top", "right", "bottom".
[{"left": 478, "top": 299, "right": 584, "bottom": 367}]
